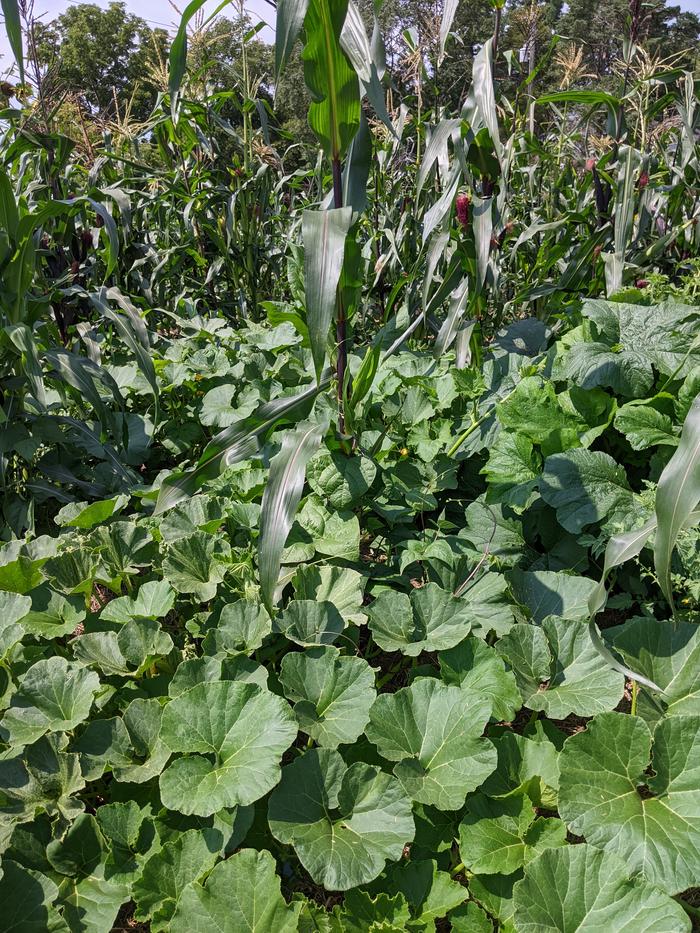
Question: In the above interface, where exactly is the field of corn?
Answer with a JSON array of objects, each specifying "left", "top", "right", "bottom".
[{"left": 0, "top": 0, "right": 700, "bottom": 929}]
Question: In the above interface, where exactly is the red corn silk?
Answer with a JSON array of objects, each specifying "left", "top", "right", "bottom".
[{"left": 456, "top": 194, "right": 471, "bottom": 228}]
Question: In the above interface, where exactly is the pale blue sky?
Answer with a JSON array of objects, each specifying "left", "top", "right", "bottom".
[{"left": 1, "top": 0, "right": 699, "bottom": 73}]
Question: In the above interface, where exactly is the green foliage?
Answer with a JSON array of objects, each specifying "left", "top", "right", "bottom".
[
  {"left": 33, "top": 1, "right": 168, "bottom": 120},
  {"left": 0, "top": 0, "right": 699, "bottom": 928}
]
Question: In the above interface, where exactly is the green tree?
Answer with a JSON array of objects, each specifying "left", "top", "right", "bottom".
[
  {"left": 370, "top": 0, "right": 494, "bottom": 111},
  {"left": 32, "top": 2, "right": 168, "bottom": 121},
  {"left": 186, "top": 15, "right": 274, "bottom": 100},
  {"left": 558, "top": 0, "right": 700, "bottom": 77}
]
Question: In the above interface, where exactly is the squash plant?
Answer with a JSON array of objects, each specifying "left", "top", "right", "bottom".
[{"left": 0, "top": 0, "right": 699, "bottom": 929}]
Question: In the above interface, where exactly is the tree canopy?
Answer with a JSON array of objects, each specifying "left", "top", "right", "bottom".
[{"left": 13, "top": 0, "right": 700, "bottom": 142}]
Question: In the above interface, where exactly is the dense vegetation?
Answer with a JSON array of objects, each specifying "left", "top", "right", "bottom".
[{"left": 0, "top": 0, "right": 699, "bottom": 929}]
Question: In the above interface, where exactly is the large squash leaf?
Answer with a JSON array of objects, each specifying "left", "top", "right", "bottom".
[
  {"left": 558, "top": 712, "right": 700, "bottom": 893},
  {"left": 268, "top": 747, "right": 415, "bottom": 890},
  {"left": 366, "top": 679, "right": 497, "bottom": 810},
  {"left": 513, "top": 845, "right": 691, "bottom": 932},
  {"left": 159, "top": 681, "right": 297, "bottom": 816}
]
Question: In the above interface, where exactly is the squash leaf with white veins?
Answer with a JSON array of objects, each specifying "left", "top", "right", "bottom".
[
  {"left": 611, "top": 616, "right": 700, "bottom": 723},
  {"left": 88, "top": 520, "right": 153, "bottom": 584},
  {"left": 439, "top": 636, "right": 522, "bottom": 722},
  {"left": 201, "top": 600, "right": 271, "bottom": 656},
  {"left": 22, "top": 586, "right": 85, "bottom": 639},
  {"left": 72, "top": 617, "right": 173, "bottom": 676},
  {"left": 0, "top": 860, "right": 66, "bottom": 932},
  {"left": 0, "top": 657, "right": 101, "bottom": 747},
  {"left": 459, "top": 792, "right": 566, "bottom": 876},
  {"left": 162, "top": 531, "right": 232, "bottom": 602},
  {"left": 293, "top": 563, "right": 366, "bottom": 624},
  {"left": 0, "top": 590, "right": 30, "bottom": 655},
  {"left": 96, "top": 800, "right": 155, "bottom": 885},
  {"left": 41, "top": 550, "right": 99, "bottom": 597},
  {"left": 159, "top": 681, "right": 297, "bottom": 816},
  {"left": 274, "top": 598, "right": 345, "bottom": 646},
  {"left": 379, "top": 858, "right": 469, "bottom": 926},
  {"left": 46, "top": 812, "right": 106, "bottom": 878},
  {"left": 0, "top": 733, "right": 85, "bottom": 824},
  {"left": 268, "top": 747, "right": 415, "bottom": 890},
  {"left": 507, "top": 569, "right": 596, "bottom": 624},
  {"left": 100, "top": 580, "right": 176, "bottom": 624},
  {"left": 133, "top": 828, "right": 221, "bottom": 931},
  {"left": 367, "top": 582, "right": 472, "bottom": 656},
  {"left": 514, "top": 844, "right": 691, "bottom": 932},
  {"left": 59, "top": 870, "right": 130, "bottom": 933},
  {"left": 170, "top": 848, "right": 302, "bottom": 932},
  {"left": 111, "top": 697, "right": 172, "bottom": 783},
  {"left": 496, "top": 619, "right": 624, "bottom": 720},
  {"left": 279, "top": 645, "right": 376, "bottom": 747},
  {"left": 481, "top": 721, "right": 562, "bottom": 810},
  {"left": 366, "top": 678, "right": 497, "bottom": 810},
  {"left": 328, "top": 889, "right": 411, "bottom": 931},
  {"left": 558, "top": 712, "right": 700, "bottom": 894}
]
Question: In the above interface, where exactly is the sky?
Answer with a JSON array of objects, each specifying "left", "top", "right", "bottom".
[{"left": 1, "top": 0, "right": 699, "bottom": 69}]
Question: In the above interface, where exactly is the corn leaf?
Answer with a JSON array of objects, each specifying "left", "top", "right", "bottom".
[
  {"left": 1, "top": 0, "right": 23, "bottom": 83},
  {"left": 155, "top": 377, "right": 330, "bottom": 515},
  {"left": 89, "top": 288, "right": 159, "bottom": 426},
  {"left": 654, "top": 393, "right": 700, "bottom": 611},
  {"left": 259, "top": 419, "right": 328, "bottom": 611},
  {"left": 275, "top": 0, "right": 311, "bottom": 80},
  {"left": 439, "top": 0, "right": 459, "bottom": 63},
  {"left": 169, "top": 0, "right": 233, "bottom": 107},
  {"left": 472, "top": 39, "right": 501, "bottom": 159},
  {"left": 302, "top": 0, "right": 360, "bottom": 161},
  {"left": 303, "top": 206, "right": 353, "bottom": 382}
]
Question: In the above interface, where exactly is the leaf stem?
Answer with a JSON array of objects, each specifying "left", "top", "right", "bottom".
[
  {"left": 332, "top": 156, "right": 349, "bottom": 441},
  {"left": 677, "top": 898, "right": 700, "bottom": 921}
]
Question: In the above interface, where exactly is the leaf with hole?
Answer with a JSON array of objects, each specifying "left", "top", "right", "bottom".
[{"left": 558, "top": 712, "right": 700, "bottom": 893}]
